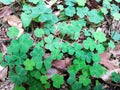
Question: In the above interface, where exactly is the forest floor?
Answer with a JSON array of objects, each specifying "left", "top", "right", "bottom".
[{"left": 0, "top": 0, "right": 120, "bottom": 90}]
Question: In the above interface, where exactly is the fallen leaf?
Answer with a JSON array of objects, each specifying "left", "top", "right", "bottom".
[
  {"left": 101, "top": 69, "right": 120, "bottom": 81},
  {"left": 52, "top": 57, "right": 71, "bottom": 71},
  {"left": 46, "top": 68, "right": 59, "bottom": 79},
  {"left": 0, "top": 66, "right": 8, "bottom": 81},
  {"left": 100, "top": 52, "right": 120, "bottom": 81},
  {"left": 0, "top": 6, "right": 13, "bottom": 18},
  {"left": 3, "top": 15, "right": 24, "bottom": 38}
]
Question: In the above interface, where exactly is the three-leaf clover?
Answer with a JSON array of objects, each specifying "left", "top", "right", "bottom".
[
  {"left": 79, "top": 73, "right": 91, "bottom": 86},
  {"left": 40, "top": 75, "right": 50, "bottom": 89},
  {"left": 65, "top": 6, "right": 75, "bottom": 17},
  {"left": 7, "top": 26, "right": 19, "bottom": 38},
  {"left": 112, "top": 72, "right": 120, "bottom": 83},
  {"left": 34, "top": 28, "right": 44, "bottom": 38},
  {"left": 108, "top": 40, "right": 115, "bottom": 49},
  {"left": 52, "top": 74, "right": 64, "bottom": 88},
  {"left": 83, "top": 37, "right": 96, "bottom": 51},
  {"left": 21, "top": 13, "right": 32, "bottom": 27},
  {"left": 76, "top": 0, "right": 86, "bottom": 6},
  {"left": 92, "top": 54, "right": 101, "bottom": 63},
  {"left": 30, "top": 47, "right": 45, "bottom": 70},
  {"left": 90, "top": 63, "right": 106, "bottom": 78},
  {"left": 24, "top": 59, "right": 35, "bottom": 71},
  {"left": 88, "top": 9, "right": 104, "bottom": 23},
  {"left": 93, "top": 31, "right": 106, "bottom": 42},
  {"left": 77, "top": 7, "right": 89, "bottom": 18}
]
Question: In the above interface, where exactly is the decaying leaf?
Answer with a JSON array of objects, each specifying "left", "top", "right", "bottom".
[
  {"left": 3, "top": 15, "right": 24, "bottom": 38},
  {"left": 47, "top": 68, "right": 59, "bottom": 79},
  {"left": 0, "top": 66, "right": 8, "bottom": 81},
  {"left": 52, "top": 58, "right": 71, "bottom": 71},
  {"left": 0, "top": 6, "right": 13, "bottom": 18},
  {"left": 100, "top": 52, "right": 120, "bottom": 81},
  {"left": 101, "top": 69, "right": 120, "bottom": 81}
]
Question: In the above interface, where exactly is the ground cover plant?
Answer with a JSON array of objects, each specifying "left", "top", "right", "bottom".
[{"left": 0, "top": 0, "right": 120, "bottom": 90}]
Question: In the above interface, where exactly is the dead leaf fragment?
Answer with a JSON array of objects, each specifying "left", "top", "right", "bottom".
[
  {"left": 52, "top": 58, "right": 71, "bottom": 71},
  {"left": 0, "top": 6, "right": 13, "bottom": 18},
  {"left": 0, "top": 66, "right": 8, "bottom": 81},
  {"left": 101, "top": 69, "right": 120, "bottom": 81},
  {"left": 47, "top": 68, "right": 59, "bottom": 79},
  {"left": 100, "top": 52, "right": 119, "bottom": 70},
  {"left": 3, "top": 15, "right": 24, "bottom": 38},
  {"left": 4, "top": 15, "right": 22, "bottom": 28}
]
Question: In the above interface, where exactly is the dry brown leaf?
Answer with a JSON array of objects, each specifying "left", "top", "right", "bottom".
[
  {"left": 4, "top": 15, "right": 22, "bottom": 28},
  {"left": 0, "top": 6, "right": 13, "bottom": 18},
  {"left": 3, "top": 15, "right": 24, "bottom": 38},
  {"left": 46, "top": 68, "right": 59, "bottom": 79},
  {"left": 100, "top": 52, "right": 120, "bottom": 70},
  {"left": 101, "top": 69, "right": 120, "bottom": 81},
  {"left": 52, "top": 58, "right": 71, "bottom": 70},
  {"left": 0, "top": 66, "right": 8, "bottom": 81},
  {"left": 100, "top": 52, "right": 120, "bottom": 81}
]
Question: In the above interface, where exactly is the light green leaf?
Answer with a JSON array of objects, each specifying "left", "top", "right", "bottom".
[
  {"left": 77, "top": 7, "right": 89, "bottom": 18},
  {"left": 112, "top": 13, "right": 120, "bottom": 20},
  {"left": 101, "top": 7, "right": 108, "bottom": 14},
  {"left": 93, "top": 31, "right": 106, "bottom": 42},
  {"left": 92, "top": 54, "right": 101, "bottom": 63},
  {"left": 65, "top": 6, "right": 75, "bottom": 17},
  {"left": 108, "top": 40, "right": 115, "bottom": 49},
  {"left": 90, "top": 63, "right": 106, "bottom": 78},
  {"left": 7, "top": 26, "right": 19, "bottom": 38},
  {"left": 24, "top": 59, "right": 35, "bottom": 71},
  {"left": 76, "top": 0, "right": 86, "bottom": 6},
  {"left": 28, "top": 0, "right": 40, "bottom": 4},
  {"left": 52, "top": 74, "right": 64, "bottom": 88},
  {"left": 96, "top": 44, "right": 105, "bottom": 54},
  {"left": 34, "top": 28, "right": 44, "bottom": 38},
  {"left": 88, "top": 9, "right": 104, "bottom": 23},
  {"left": 0, "top": 0, "right": 15, "bottom": 5},
  {"left": 21, "top": 13, "right": 32, "bottom": 27},
  {"left": 83, "top": 37, "right": 96, "bottom": 51}
]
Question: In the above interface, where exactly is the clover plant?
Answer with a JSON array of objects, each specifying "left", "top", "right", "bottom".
[{"left": 0, "top": 0, "right": 120, "bottom": 90}]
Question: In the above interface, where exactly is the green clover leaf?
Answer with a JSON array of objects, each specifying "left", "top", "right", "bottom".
[
  {"left": 24, "top": 59, "right": 35, "bottom": 71},
  {"left": 34, "top": 28, "right": 44, "bottom": 38},
  {"left": 92, "top": 54, "right": 101, "bottom": 63},
  {"left": 112, "top": 72, "right": 120, "bottom": 83},
  {"left": 93, "top": 31, "right": 106, "bottom": 42},
  {"left": 0, "top": 0, "right": 15, "bottom": 5},
  {"left": 112, "top": 13, "right": 120, "bottom": 20},
  {"left": 52, "top": 74, "right": 64, "bottom": 88},
  {"left": 96, "top": 44, "right": 105, "bottom": 54},
  {"left": 79, "top": 74, "right": 91, "bottom": 86},
  {"left": 88, "top": 9, "right": 104, "bottom": 23},
  {"left": 65, "top": 6, "right": 75, "bottom": 17},
  {"left": 83, "top": 37, "right": 96, "bottom": 51},
  {"left": 21, "top": 13, "right": 32, "bottom": 27},
  {"left": 76, "top": 0, "right": 86, "bottom": 6},
  {"left": 90, "top": 63, "right": 106, "bottom": 78},
  {"left": 28, "top": 0, "right": 39, "bottom": 4},
  {"left": 7, "top": 26, "right": 19, "bottom": 38},
  {"left": 108, "top": 40, "right": 115, "bottom": 49},
  {"left": 30, "top": 47, "right": 45, "bottom": 70},
  {"left": 77, "top": 7, "right": 89, "bottom": 18},
  {"left": 30, "top": 71, "right": 41, "bottom": 80}
]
